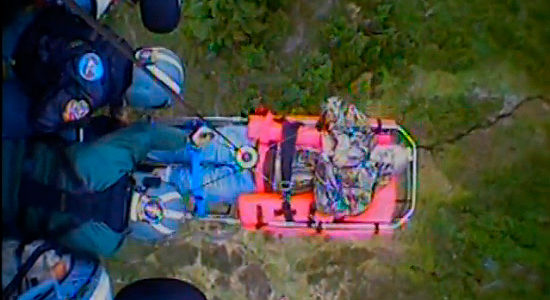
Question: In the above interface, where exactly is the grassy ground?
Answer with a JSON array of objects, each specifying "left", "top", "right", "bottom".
[{"left": 104, "top": 1, "right": 550, "bottom": 299}]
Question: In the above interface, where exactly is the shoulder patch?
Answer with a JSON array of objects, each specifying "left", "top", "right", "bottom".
[
  {"left": 78, "top": 52, "right": 104, "bottom": 81},
  {"left": 63, "top": 99, "right": 90, "bottom": 122}
]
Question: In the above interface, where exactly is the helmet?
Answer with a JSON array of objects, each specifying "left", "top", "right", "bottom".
[
  {"left": 128, "top": 171, "right": 186, "bottom": 243},
  {"left": 2, "top": 240, "right": 113, "bottom": 300},
  {"left": 125, "top": 47, "right": 185, "bottom": 109}
]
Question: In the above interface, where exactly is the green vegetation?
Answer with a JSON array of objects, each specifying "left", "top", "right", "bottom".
[
  {"left": 403, "top": 103, "right": 550, "bottom": 299},
  {"left": 105, "top": 0, "right": 550, "bottom": 299}
]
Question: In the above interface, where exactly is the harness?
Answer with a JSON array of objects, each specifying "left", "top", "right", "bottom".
[
  {"left": 190, "top": 146, "right": 207, "bottom": 217},
  {"left": 18, "top": 174, "right": 133, "bottom": 237}
]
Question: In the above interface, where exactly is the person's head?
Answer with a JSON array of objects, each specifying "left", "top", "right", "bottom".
[
  {"left": 128, "top": 171, "right": 186, "bottom": 243},
  {"left": 370, "top": 144, "right": 411, "bottom": 176},
  {"left": 319, "top": 96, "right": 346, "bottom": 131},
  {"left": 125, "top": 47, "right": 185, "bottom": 109}
]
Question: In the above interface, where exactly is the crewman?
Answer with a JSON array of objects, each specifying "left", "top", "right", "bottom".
[
  {"left": 4, "top": 122, "right": 204, "bottom": 257},
  {"left": 6, "top": 5, "right": 184, "bottom": 140}
]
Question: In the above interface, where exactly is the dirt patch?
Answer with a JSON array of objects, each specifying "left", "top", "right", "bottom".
[{"left": 238, "top": 263, "right": 272, "bottom": 300}]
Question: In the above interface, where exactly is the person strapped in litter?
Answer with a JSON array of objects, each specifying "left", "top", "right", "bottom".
[
  {"left": 314, "top": 96, "right": 410, "bottom": 217},
  {"left": 146, "top": 122, "right": 256, "bottom": 218}
]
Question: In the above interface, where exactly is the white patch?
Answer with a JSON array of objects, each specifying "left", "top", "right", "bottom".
[
  {"left": 163, "top": 209, "right": 185, "bottom": 220},
  {"left": 89, "top": 267, "right": 113, "bottom": 300},
  {"left": 95, "top": 0, "right": 114, "bottom": 19},
  {"left": 146, "top": 65, "right": 181, "bottom": 94},
  {"left": 150, "top": 223, "right": 175, "bottom": 236},
  {"left": 370, "top": 145, "right": 411, "bottom": 175},
  {"left": 158, "top": 192, "right": 182, "bottom": 203},
  {"left": 129, "top": 192, "right": 140, "bottom": 222}
]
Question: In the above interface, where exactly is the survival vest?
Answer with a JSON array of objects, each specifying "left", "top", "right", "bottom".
[
  {"left": 11, "top": 6, "right": 133, "bottom": 134},
  {"left": 18, "top": 173, "right": 133, "bottom": 239}
]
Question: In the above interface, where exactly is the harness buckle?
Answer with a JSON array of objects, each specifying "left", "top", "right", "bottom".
[{"left": 279, "top": 180, "right": 292, "bottom": 192}]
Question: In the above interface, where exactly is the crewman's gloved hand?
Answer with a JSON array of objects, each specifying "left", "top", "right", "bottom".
[
  {"left": 190, "top": 126, "right": 215, "bottom": 148},
  {"left": 152, "top": 165, "right": 172, "bottom": 182}
]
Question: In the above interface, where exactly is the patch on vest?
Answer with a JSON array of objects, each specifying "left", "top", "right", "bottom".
[
  {"left": 142, "top": 197, "right": 164, "bottom": 224},
  {"left": 78, "top": 52, "right": 104, "bottom": 81},
  {"left": 63, "top": 99, "right": 90, "bottom": 122}
]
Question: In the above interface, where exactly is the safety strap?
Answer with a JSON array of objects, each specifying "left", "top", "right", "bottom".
[
  {"left": 262, "top": 142, "right": 278, "bottom": 193},
  {"left": 274, "top": 121, "right": 302, "bottom": 222},
  {"left": 189, "top": 147, "right": 206, "bottom": 217},
  {"left": 375, "top": 118, "right": 382, "bottom": 134},
  {"left": 280, "top": 121, "right": 302, "bottom": 188}
]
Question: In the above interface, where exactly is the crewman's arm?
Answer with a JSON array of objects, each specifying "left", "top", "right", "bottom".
[{"left": 65, "top": 122, "right": 189, "bottom": 192}]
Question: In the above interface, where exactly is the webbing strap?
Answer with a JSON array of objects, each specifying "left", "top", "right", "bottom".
[
  {"left": 190, "top": 147, "right": 206, "bottom": 217},
  {"left": 3, "top": 242, "right": 56, "bottom": 298},
  {"left": 275, "top": 121, "right": 302, "bottom": 222},
  {"left": 280, "top": 121, "right": 302, "bottom": 186}
]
